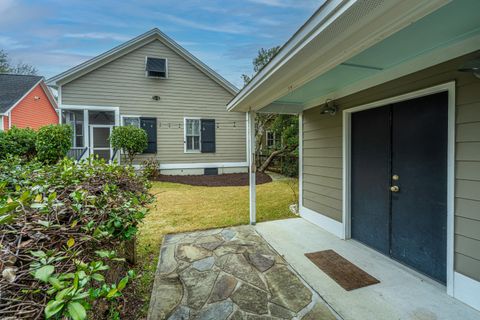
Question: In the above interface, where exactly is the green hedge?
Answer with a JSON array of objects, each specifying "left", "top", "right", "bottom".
[
  {"left": 0, "top": 125, "right": 73, "bottom": 164},
  {"left": 0, "top": 126, "right": 37, "bottom": 160}
]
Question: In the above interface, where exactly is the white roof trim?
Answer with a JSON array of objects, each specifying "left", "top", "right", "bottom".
[
  {"left": 47, "top": 28, "right": 238, "bottom": 95},
  {"left": 1, "top": 78, "right": 58, "bottom": 115},
  {"left": 227, "top": 0, "right": 449, "bottom": 112}
]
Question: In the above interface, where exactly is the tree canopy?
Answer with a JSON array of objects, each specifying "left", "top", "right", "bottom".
[
  {"left": 0, "top": 49, "right": 38, "bottom": 75},
  {"left": 241, "top": 46, "right": 299, "bottom": 175}
]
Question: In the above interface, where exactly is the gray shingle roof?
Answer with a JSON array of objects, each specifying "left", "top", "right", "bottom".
[{"left": 0, "top": 74, "right": 43, "bottom": 114}]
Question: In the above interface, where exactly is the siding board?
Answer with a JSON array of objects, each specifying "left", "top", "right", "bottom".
[
  {"left": 455, "top": 253, "right": 480, "bottom": 281},
  {"left": 456, "top": 198, "right": 480, "bottom": 221},
  {"left": 62, "top": 39, "right": 245, "bottom": 165},
  {"left": 455, "top": 216, "right": 480, "bottom": 241},
  {"left": 302, "top": 52, "right": 480, "bottom": 281}
]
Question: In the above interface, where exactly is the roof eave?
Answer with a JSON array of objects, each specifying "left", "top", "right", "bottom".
[{"left": 227, "top": 0, "right": 449, "bottom": 112}]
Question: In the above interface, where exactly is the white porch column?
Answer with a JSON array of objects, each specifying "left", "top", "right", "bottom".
[
  {"left": 83, "top": 109, "right": 89, "bottom": 156},
  {"left": 247, "top": 110, "right": 256, "bottom": 225}
]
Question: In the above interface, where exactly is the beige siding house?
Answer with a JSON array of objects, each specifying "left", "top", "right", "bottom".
[
  {"left": 228, "top": 0, "right": 480, "bottom": 313},
  {"left": 48, "top": 29, "right": 246, "bottom": 175}
]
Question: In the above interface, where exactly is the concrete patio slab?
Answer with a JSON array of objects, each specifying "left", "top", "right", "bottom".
[
  {"left": 256, "top": 218, "right": 480, "bottom": 320},
  {"left": 148, "top": 225, "right": 338, "bottom": 320}
]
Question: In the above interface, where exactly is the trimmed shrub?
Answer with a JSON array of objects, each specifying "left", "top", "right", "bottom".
[
  {"left": 35, "top": 124, "right": 72, "bottom": 164},
  {"left": 0, "top": 126, "right": 37, "bottom": 160},
  {"left": 142, "top": 158, "right": 160, "bottom": 179},
  {"left": 110, "top": 126, "right": 148, "bottom": 164}
]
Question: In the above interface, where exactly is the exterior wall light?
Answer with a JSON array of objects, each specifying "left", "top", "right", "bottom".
[
  {"left": 152, "top": 95, "right": 161, "bottom": 101},
  {"left": 320, "top": 99, "right": 338, "bottom": 116},
  {"left": 458, "top": 58, "right": 480, "bottom": 79}
]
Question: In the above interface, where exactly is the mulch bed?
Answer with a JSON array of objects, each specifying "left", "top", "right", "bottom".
[{"left": 153, "top": 172, "right": 272, "bottom": 187}]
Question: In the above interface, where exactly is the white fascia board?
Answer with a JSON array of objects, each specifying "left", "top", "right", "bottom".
[
  {"left": 60, "top": 104, "right": 119, "bottom": 111},
  {"left": 39, "top": 82, "right": 58, "bottom": 109},
  {"left": 227, "top": 0, "right": 349, "bottom": 111},
  {"left": 227, "top": 0, "right": 449, "bottom": 112}
]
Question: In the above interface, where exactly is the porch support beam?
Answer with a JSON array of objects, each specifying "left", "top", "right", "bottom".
[
  {"left": 247, "top": 110, "right": 256, "bottom": 225},
  {"left": 83, "top": 109, "right": 89, "bottom": 157}
]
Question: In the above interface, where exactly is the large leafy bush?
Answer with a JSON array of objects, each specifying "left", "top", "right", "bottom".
[
  {"left": 110, "top": 126, "right": 148, "bottom": 164},
  {"left": 0, "top": 126, "right": 37, "bottom": 160},
  {"left": 0, "top": 157, "right": 153, "bottom": 319},
  {"left": 35, "top": 124, "right": 72, "bottom": 164}
]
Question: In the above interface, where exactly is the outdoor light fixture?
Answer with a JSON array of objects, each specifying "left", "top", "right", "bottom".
[
  {"left": 320, "top": 99, "right": 338, "bottom": 116},
  {"left": 458, "top": 58, "right": 480, "bottom": 79},
  {"left": 152, "top": 95, "right": 161, "bottom": 101}
]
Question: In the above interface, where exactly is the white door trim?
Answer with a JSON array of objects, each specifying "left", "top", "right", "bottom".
[
  {"left": 342, "top": 81, "right": 456, "bottom": 296},
  {"left": 89, "top": 124, "right": 114, "bottom": 160}
]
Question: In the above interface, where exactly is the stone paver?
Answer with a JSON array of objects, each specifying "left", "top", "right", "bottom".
[
  {"left": 265, "top": 265, "right": 312, "bottom": 313},
  {"left": 210, "top": 273, "right": 238, "bottom": 302},
  {"left": 246, "top": 252, "right": 275, "bottom": 272},
  {"left": 181, "top": 267, "right": 218, "bottom": 309},
  {"left": 222, "top": 254, "right": 266, "bottom": 290},
  {"left": 231, "top": 283, "right": 269, "bottom": 314},
  {"left": 192, "top": 256, "right": 215, "bottom": 271},
  {"left": 176, "top": 244, "right": 211, "bottom": 262},
  {"left": 195, "top": 300, "right": 234, "bottom": 320},
  {"left": 149, "top": 275, "right": 183, "bottom": 319},
  {"left": 148, "top": 226, "right": 337, "bottom": 320},
  {"left": 168, "top": 306, "right": 190, "bottom": 320}
]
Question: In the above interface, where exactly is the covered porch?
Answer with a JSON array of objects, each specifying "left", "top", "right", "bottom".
[
  {"left": 256, "top": 218, "right": 480, "bottom": 320},
  {"left": 233, "top": 0, "right": 480, "bottom": 315},
  {"left": 59, "top": 105, "right": 120, "bottom": 162}
]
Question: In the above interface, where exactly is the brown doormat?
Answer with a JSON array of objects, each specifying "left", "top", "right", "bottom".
[{"left": 305, "top": 249, "right": 380, "bottom": 291}]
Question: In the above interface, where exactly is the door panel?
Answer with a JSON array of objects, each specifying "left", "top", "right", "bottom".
[
  {"left": 351, "top": 106, "right": 391, "bottom": 255},
  {"left": 390, "top": 92, "right": 448, "bottom": 283},
  {"left": 91, "top": 127, "right": 112, "bottom": 160},
  {"left": 92, "top": 127, "right": 110, "bottom": 148}
]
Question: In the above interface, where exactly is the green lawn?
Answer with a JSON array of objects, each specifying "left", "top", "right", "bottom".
[{"left": 133, "top": 179, "right": 298, "bottom": 317}]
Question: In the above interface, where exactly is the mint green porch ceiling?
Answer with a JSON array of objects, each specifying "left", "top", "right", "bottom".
[{"left": 264, "top": 0, "right": 480, "bottom": 110}]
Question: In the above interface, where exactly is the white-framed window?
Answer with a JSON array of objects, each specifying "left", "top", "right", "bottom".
[
  {"left": 121, "top": 115, "right": 141, "bottom": 127},
  {"left": 184, "top": 118, "right": 201, "bottom": 152},
  {"left": 266, "top": 131, "right": 281, "bottom": 149}
]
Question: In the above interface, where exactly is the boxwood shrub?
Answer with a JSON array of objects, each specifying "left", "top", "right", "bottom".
[
  {"left": 0, "top": 126, "right": 37, "bottom": 160},
  {"left": 35, "top": 124, "right": 72, "bottom": 164}
]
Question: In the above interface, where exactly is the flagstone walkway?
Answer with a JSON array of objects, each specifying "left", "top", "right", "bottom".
[{"left": 148, "top": 225, "right": 338, "bottom": 320}]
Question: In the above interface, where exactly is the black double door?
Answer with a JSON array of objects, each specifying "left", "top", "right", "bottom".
[{"left": 351, "top": 92, "right": 448, "bottom": 283}]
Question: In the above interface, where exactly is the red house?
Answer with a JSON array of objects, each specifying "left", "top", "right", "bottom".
[{"left": 0, "top": 74, "right": 58, "bottom": 131}]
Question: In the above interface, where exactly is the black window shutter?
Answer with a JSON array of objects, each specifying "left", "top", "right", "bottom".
[
  {"left": 201, "top": 119, "right": 215, "bottom": 153},
  {"left": 140, "top": 117, "right": 157, "bottom": 153}
]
